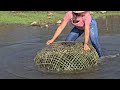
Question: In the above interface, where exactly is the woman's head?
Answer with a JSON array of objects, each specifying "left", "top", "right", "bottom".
[{"left": 72, "top": 11, "right": 86, "bottom": 23}]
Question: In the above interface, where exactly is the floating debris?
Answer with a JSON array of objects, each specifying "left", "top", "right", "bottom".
[{"left": 34, "top": 41, "right": 99, "bottom": 73}]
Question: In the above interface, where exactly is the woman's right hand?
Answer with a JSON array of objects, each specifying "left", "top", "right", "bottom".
[{"left": 46, "top": 39, "right": 54, "bottom": 45}]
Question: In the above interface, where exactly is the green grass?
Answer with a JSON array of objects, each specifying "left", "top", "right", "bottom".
[
  {"left": 93, "top": 11, "right": 120, "bottom": 19},
  {"left": 0, "top": 11, "right": 120, "bottom": 25},
  {"left": 0, "top": 11, "right": 65, "bottom": 25}
]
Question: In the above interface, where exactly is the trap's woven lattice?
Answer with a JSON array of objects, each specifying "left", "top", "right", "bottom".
[{"left": 34, "top": 41, "right": 99, "bottom": 73}]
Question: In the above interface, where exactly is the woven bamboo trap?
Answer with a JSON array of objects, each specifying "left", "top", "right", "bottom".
[{"left": 34, "top": 41, "right": 99, "bottom": 73}]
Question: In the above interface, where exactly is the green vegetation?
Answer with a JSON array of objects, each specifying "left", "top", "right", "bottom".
[
  {"left": 92, "top": 11, "right": 120, "bottom": 18},
  {"left": 0, "top": 11, "right": 64, "bottom": 25},
  {"left": 0, "top": 11, "right": 120, "bottom": 25}
]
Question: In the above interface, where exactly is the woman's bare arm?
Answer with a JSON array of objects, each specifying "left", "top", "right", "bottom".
[
  {"left": 46, "top": 20, "right": 68, "bottom": 45},
  {"left": 84, "top": 24, "right": 91, "bottom": 51},
  {"left": 51, "top": 20, "right": 68, "bottom": 41},
  {"left": 84, "top": 24, "right": 90, "bottom": 45}
]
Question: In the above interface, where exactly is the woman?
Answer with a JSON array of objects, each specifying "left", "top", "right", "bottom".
[{"left": 46, "top": 11, "right": 104, "bottom": 58}]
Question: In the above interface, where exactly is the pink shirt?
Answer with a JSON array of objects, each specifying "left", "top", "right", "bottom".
[{"left": 63, "top": 11, "right": 92, "bottom": 28}]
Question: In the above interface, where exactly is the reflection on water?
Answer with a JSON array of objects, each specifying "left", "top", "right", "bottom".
[
  {"left": 97, "top": 15, "right": 120, "bottom": 35},
  {"left": 0, "top": 16, "right": 120, "bottom": 79}
]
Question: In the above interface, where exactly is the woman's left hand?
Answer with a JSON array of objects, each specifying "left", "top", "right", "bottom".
[{"left": 84, "top": 44, "right": 91, "bottom": 51}]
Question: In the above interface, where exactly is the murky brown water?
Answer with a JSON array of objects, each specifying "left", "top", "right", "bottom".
[{"left": 0, "top": 16, "right": 120, "bottom": 79}]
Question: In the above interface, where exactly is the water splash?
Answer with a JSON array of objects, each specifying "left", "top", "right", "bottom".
[
  {"left": 98, "top": 48, "right": 120, "bottom": 64},
  {"left": 101, "top": 53, "right": 119, "bottom": 59}
]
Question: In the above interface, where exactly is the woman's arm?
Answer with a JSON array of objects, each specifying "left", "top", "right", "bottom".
[
  {"left": 84, "top": 24, "right": 91, "bottom": 51},
  {"left": 84, "top": 24, "right": 90, "bottom": 45},
  {"left": 46, "top": 20, "right": 68, "bottom": 45},
  {"left": 52, "top": 20, "right": 67, "bottom": 41}
]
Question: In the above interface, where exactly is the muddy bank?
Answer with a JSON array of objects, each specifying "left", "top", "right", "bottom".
[{"left": 1, "top": 15, "right": 120, "bottom": 34}]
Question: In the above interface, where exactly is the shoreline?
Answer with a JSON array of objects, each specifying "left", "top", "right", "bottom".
[{"left": 0, "top": 11, "right": 120, "bottom": 27}]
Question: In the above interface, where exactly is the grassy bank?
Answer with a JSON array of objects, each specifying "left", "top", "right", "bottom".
[
  {"left": 93, "top": 11, "right": 120, "bottom": 18},
  {"left": 0, "top": 11, "right": 120, "bottom": 25}
]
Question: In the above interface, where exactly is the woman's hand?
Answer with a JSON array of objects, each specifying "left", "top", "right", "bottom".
[
  {"left": 46, "top": 39, "right": 54, "bottom": 45},
  {"left": 84, "top": 44, "right": 91, "bottom": 51}
]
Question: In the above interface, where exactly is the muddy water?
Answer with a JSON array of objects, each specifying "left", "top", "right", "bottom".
[{"left": 0, "top": 16, "right": 120, "bottom": 79}]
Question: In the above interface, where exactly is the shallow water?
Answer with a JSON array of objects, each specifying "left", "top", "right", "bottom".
[{"left": 0, "top": 16, "right": 120, "bottom": 79}]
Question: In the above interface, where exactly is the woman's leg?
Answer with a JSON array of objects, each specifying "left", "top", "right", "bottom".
[
  {"left": 65, "top": 27, "right": 84, "bottom": 41},
  {"left": 90, "top": 18, "right": 104, "bottom": 57}
]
